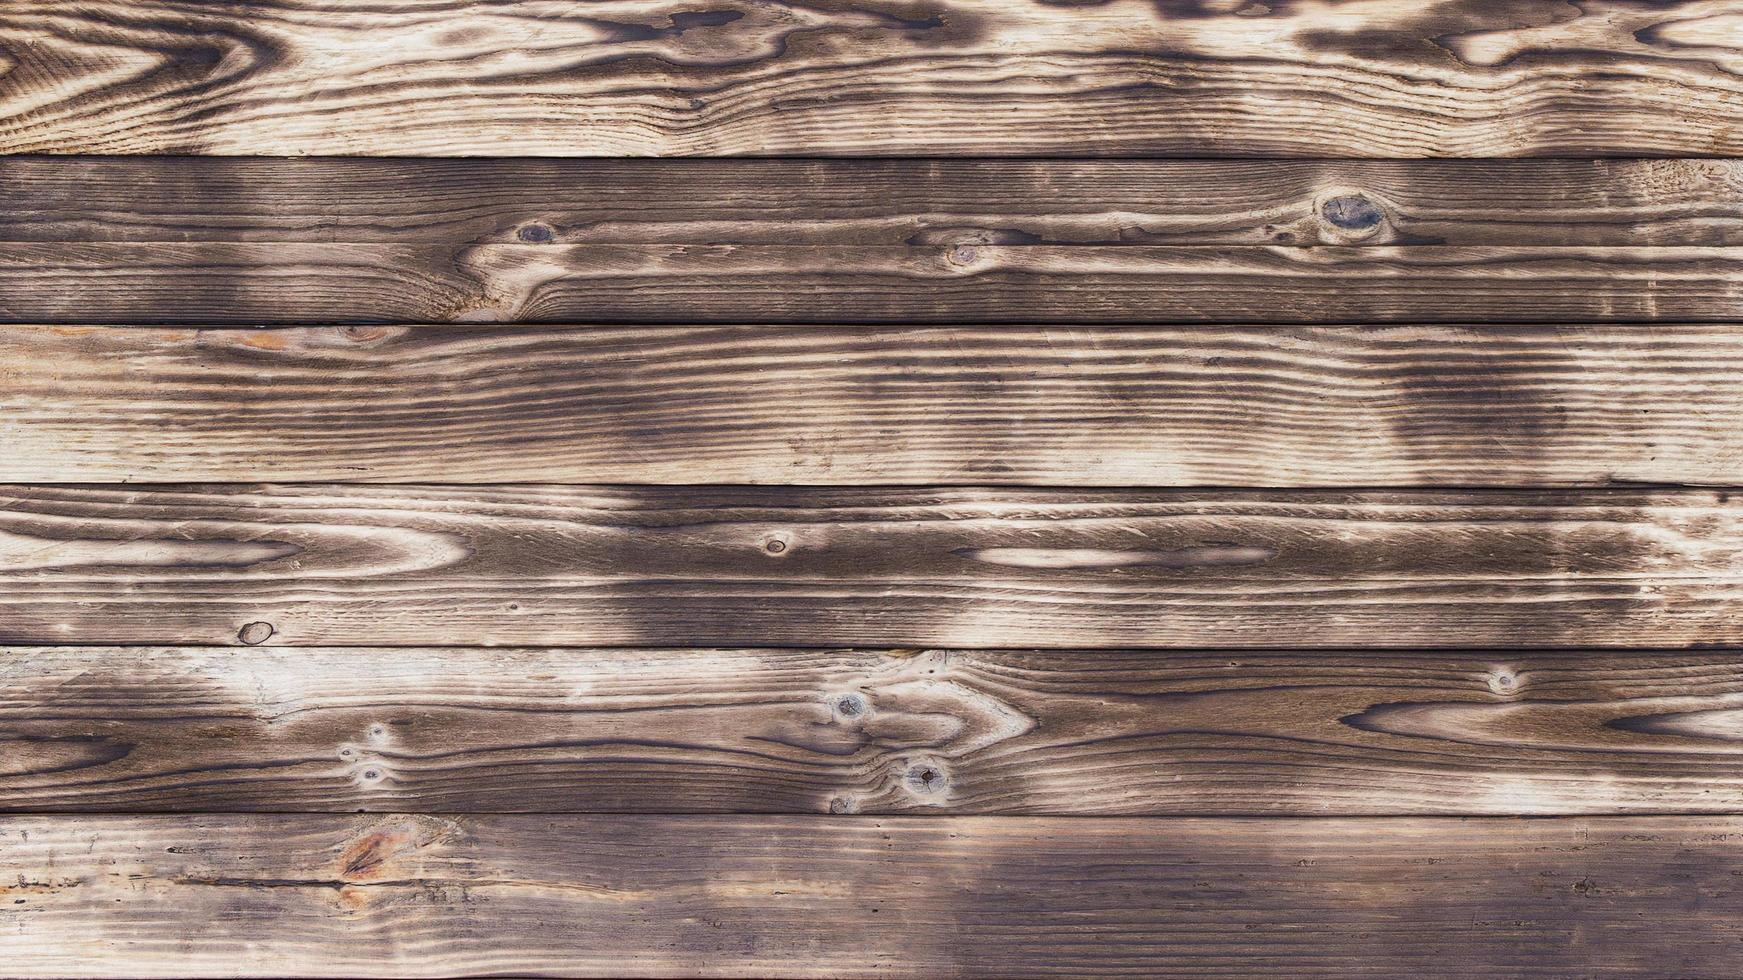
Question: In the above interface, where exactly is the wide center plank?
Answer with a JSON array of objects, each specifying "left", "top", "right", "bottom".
[{"left": 1, "top": 486, "right": 1740, "bottom": 648}]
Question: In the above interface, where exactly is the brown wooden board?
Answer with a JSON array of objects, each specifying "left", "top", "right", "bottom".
[
  {"left": 7, "top": 322, "right": 1743, "bottom": 486},
  {"left": 3, "top": 0, "right": 1741, "bottom": 157},
  {"left": 4, "top": 646, "right": 1743, "bottom": 815},
  {"left": 1, "top": 485, "right": 1740, "bottom": 649},
  {"left": 6, "top": 158, "right": 1743, "bottom": 246},
  {"left": 4, "top": 244, "right": 1741, "bottom": 324},
  {"left": 6, "top": 1, "right": 1742, "bottom": 970},
  {"left": 2, "top": 813, "right": 1740, "bottom": 977}
]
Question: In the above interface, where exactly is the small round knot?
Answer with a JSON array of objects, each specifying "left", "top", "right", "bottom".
[
  {"left": 948, "top": 245, "right": 979, "bottom": 265},
  {"left": 828, "top": 797, "right": 856, "bottom": 814},
  {"left": 763, "top": 537, "right": 788, "bottom": 555},
  {"left": 361, "top": 768, "right": 383, "bottom": 782},
  {"left": 341, "top": 325, "right": 389, "bottom": 343},
  {"left": 833, "top": 693, "right": 867, "bottom": 718},
  {"left": 517, "top": 223, "right": 555, "bottom": 244},
  {"left": 904, "top": 761, "right": 949, "bottom": 796},
  {"left": 1488, "top": 669, "right": 1520, "bottom": 696},
  {"left": 1321, "top": 193, "right": 1384, "bottom": 231},
  {"left": 237, "top": 621, "right": 274, "bottom": 645}
]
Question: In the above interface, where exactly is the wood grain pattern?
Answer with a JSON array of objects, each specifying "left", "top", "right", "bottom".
[
  {"left": 7, "top": 646, "right": 1743, "bottom": 815},
  {"left": 2, "top": 486, "right": 1741, "bottom": 649},
  {"left": 7, "top": 157, "right": 1743, "bottom": 247},
  {"left": 3, "top": 813, "right": 1741, "bottom": 977},
  {"left": 13, "top": 3, "right": 1742, "bottom": 977},
  {"left": 3, "top": 0, "right": 1742, "bottom": 157},
  {"left": 11, "top": 322, "right": 1743, "bottom": 487},
  {"left": 4, "top": 244, "right": 1742, "bottom": 324}
]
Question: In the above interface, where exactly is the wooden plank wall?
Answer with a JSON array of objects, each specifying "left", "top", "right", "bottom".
[{"left": 2, "top": 1, "right": 1742, "bottom": 976}]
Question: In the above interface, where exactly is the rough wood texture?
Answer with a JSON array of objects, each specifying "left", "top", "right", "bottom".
[
  {"left": 3, "top": 0, "right": 1741, "bottom": 157},
  {"left": 4, "top": 244, "right": 1742, "bottom": 324},
  {"left": 7, "top": 646, "right": 1743, "bottom": 815},
  {"left": 7, "top": 157, "right": 1743, "bottom": 247},
  {"left": 2, "top": 813, "right": 1740, "bottom": 977},
  {"left": 2, "top": 486, "right": 1741, "bottom": 649},
  {"left": 9, "top": 322, "right": 1743, "bottom": 487},
  {"left": 11, "top": 2, "right": 1743, "bottom": 976}
]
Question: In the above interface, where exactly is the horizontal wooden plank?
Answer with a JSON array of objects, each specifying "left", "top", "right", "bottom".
[
  {"left": 1, "top": 486, "right": 1741, "bottom": 649},
  {"left": 10, "top": 322, "right": 1743, "bottom": 487},
  {"left": 4, "top": 244, "right": 1741, "bottom": 324},
  {"left": 2, "top": 0, "right": 1740, "bottom": 157},
  {"left": 6, "top": 646, "right": 1743, "bottom": 815},
  {"left": 6, "top": 158, "right": 1743, "bottom": 247},
  {"left": 2, "top": 813, "right": 1739, "bottom": 977}
]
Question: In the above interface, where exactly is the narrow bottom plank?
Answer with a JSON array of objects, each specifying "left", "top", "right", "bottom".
[{"left": 1, "top": 814, "right": 1737, "bottom": 977}]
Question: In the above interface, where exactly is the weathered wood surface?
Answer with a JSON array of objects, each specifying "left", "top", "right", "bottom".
[
  {"left": 7, "top": 157, "right": 1743, "bottom": 247},
  {"left": 7, "top": 646, "right": 1743, "bottom": 815},
  {"left": 3, "top": 0, "right": 1741, "bottom": 157},
  {"left": 2, "top": 813, "right": 1739, "bottom": 977},
  {"left": 5, "top": 244, "right": 1742, "bottom": 324},
  {"left": 1, "top": 486, "right": 1741, "bottom": 649},
  {"left": 11, "top": 322, "right": 1743, "bottom": 487}
]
